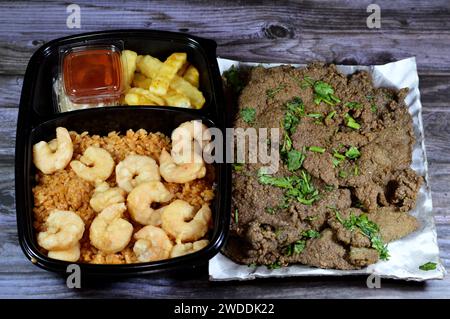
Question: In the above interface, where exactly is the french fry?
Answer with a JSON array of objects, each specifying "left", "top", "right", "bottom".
[
  {"left": 121, "top": 50, "right": 138, "bottom": 88},
  {"left": 132, "top": 73, "right": 153, "bottom": 89},
  {"left": 136, "top": 55, "right": 162, "bottom": 78},
  {"left": 149, "top": 53, "right": 187, "bottom": 95},
  {"left": 170, "top": 76, "right": 205, "bottom": 109},
  {"left": 126, "top": 88, "right": 165, "bottom": 106},
  {"left": 136, "top": 55, "right": 205, "bottom": 108},
  {"left": 124, "top": 93, "right": 141, "bottom": 105},
  {"left": 183, "top": 65, "right": 200, "bottom": 88},
  {"left": 125, "top": 92, "right": 159, "bottom": 106},
  {"left": 136, "top": 55, "right": 143, "bottom": 67},
  {"left": 164, "top": 89, "right": 192, "bottom": 108},
  {"left": 177, "top": 62, "right": 190, "bottom": 76}
]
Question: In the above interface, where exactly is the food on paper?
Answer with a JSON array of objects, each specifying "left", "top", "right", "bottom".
[{"left": 225, "top": 63, "right": 422, "bottom": 270}]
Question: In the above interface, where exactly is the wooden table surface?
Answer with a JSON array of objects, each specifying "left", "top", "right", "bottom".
[{"left": 1, "top": 0, "right": 449, "bottom": 299}]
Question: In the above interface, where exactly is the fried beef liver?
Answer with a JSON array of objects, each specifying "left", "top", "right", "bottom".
[{"left": 224, "top": 63, "right": 422, "bottom": 270}]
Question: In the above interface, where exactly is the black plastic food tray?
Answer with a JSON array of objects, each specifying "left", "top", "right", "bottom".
[{"left": 15, "top": 30, "right": 230, "bottom": 275}]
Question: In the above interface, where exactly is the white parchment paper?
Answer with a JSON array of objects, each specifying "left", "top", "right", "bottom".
[{"left": 209, "top": 57, "right": 446, "bottom": 281}]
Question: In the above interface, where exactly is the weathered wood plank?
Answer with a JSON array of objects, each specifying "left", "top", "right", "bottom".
[
  {"left": 2, "top": 0, "right": 449, "bottom": 37},
  {"left": 0, "top": 264, "right": 449, "bottom": 298},
  {"left": 0, "top": 108, "right": 16, "bottom": 156},
  {"left": 0, "top": 1, "right": 450, "bottom": 74},
  {"left": 419, "top": 75, "right": 450, "bottom": 107},
  {"left": 0, "top": 75, "right": 23, "bottom": 106},
  {"left": 422, "top": 111, "right": 450, "bottom": 165},
  {"left": 0, "top": 108, "right": 17, "bottom": 159}
]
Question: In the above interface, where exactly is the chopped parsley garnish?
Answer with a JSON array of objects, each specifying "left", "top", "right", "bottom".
[
  {"left": 258, "top": 169, "right": 319, "bottom": 205},
  {"left": 325, "top": 110, "right": 336, "bottom": 121},
  {"left": 324, "top": 184, "right": 335, "bottom": 192},
  {"left": 354, "top": 201, "right": 364, "bottom": 208},
  {"left": 283, "top": 97, "right": 304, "bottom": 134},
  {"left": 284, "top": 171, "right": 320, "bottom": 205},
  {"left": 333, "top": 151, "right": 346, "bottom": 160},
  {"left": 223, "top": 65, "right": 244, "bottom": 93},
  {"left": 302, "top": 229, "right": 321, "bottom": 238},
  {"left": 286, "top": 149, "right": 305, "bottom": 171},
  {"left": 265, "top": 198, "right": 290, "bottom": 215},
  {"left": 332, "top": 158, "right": 341, "bottom": 168},
  {"left": 266, "top": 84, "right": 286, "bottom": 98},
  {"left": 345, "top": 146, "right": 361, "bottom": 159},
  {"left": 419, "top": 262, "right": 437, "bottom": 271},
  {"left": 313, "top": 81, "right": 341, "bottom": 106},
  {"left": 338, "top": 170, "right": 347, "bottom": 178},
  {"left": 306, "top": 113, "right": 323, "bottom": 119},
  {"left": 332, "top": 149, "right": 346, "bottom": 167},
  {"left": 333, "top": 146, "right": 360, "bottom": 168},
  {"left": 353, "top": 164, "right": 359, "bottom": 176},
  {"left": 258, "top": 172, "right": 292, "bottom": 188},
  {"left": 234, "top": 208, "right": 239, "bottom": 224},
  {"left": 309, "top": 146, "right": 326, "bottom": 153},
  {"left": 284, "top": 240, "right": 306, "bottom": 256},
  {"left": 334, "top": 211, "right": 389, "bottom": 260},
  {"left": 301, "top": 75, "right": 315, "bottom": 89},
  {"left": 307, "top": 113, "right": 325, "bottom": 125},
  {"left": 344, "top": 113, "right": 361, "bottom": 130},
  {"left": 284, "top": 229, "right": 320, "bottom": 256},
  {"left": 371, "top": 104, "right": 377, "bottom": 113},
  {"left": 280, "top": 98, "right": 306, "bottom": 170},
  {"left": 281, "top": 132, "right": 293, "bottom": 154},
  {"left": 293, "top": 241, "right": 306, "bottom": 254},
  {"left": 276, "top": 98, "right": 319, "bottom": 205},
  {"left": 275, "top": 229, "right": 283, "bottom": 238},
  {"left": 384, "top": 92, "right": 394, "bottom": 100},
  {"left": 284, "top": 113, "right": 300, "bottom": 135},
  {"left": 366, "top": 95, "right": 374, "bottom": 101},
  {"left": 240, "top": 107, "right": 256, "bottom": 124},
  {"left": 232, "top": 163, "right": 244, "bottom": 171},
  {"left": 267, "top": 261, "right": 282, "bottom": 270},
  {"left": 344, "top": 102, "right": 363, "bottom": 109}
]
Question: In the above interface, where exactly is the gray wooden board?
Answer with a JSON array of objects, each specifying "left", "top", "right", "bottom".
[{"left": 0, "top": 0, "right": 449, "bottom": 298}]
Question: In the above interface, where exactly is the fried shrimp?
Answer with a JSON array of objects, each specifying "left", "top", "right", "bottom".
[
  {"left": 89, "top": 182, "right": 125, "bottom": 213},
  {"left": 159, "top": 148, "right": 206, "bottom": 183},
  {"left": 116, "top": 154, "right": 160, "bottom": 193},
  {"left": 33, "top": 127, "right": 73, "bottom": 174},
  {"left": 70, "top": 146, "right": 115, "bottom": 183},
  {"left": 161, "top": 199, "right": 212, "bottom": 243},
  {"left": 171, "top": 120, "right": 211, "bottom": 164},
  {"left": 89, "top": 203, "right": 133, "bottom": 254},
  {"left": 170, "top": 239, "right": 209, "bottom": 258},
  {"left": 127, "top": 181, "right": 173, "bottom": 225},
  {"left": 133, "top": 225, "right": 173, "bottom": 262},
  {"left": 37, "top": 210, "right": 85, "bottom": 251},
  {"left": 48, "top": 243, "right": 80, "bottom": 262}
]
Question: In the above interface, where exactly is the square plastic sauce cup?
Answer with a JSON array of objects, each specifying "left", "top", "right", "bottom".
[{"left": 62, "top": 45, "right": 123, "bottom": 104}]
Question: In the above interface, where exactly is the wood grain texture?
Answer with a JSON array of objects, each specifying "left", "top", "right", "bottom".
[
  {"left": 1, "top": 1, "right": 450, "bottom": 74},
  {"left": 0, "top": 0, "right": 449, "bottom": 299}
]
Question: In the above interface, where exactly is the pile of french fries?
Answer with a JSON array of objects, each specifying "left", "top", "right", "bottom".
[{"left": 120, "top": 50, "right": 205, "bottom": 109}]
